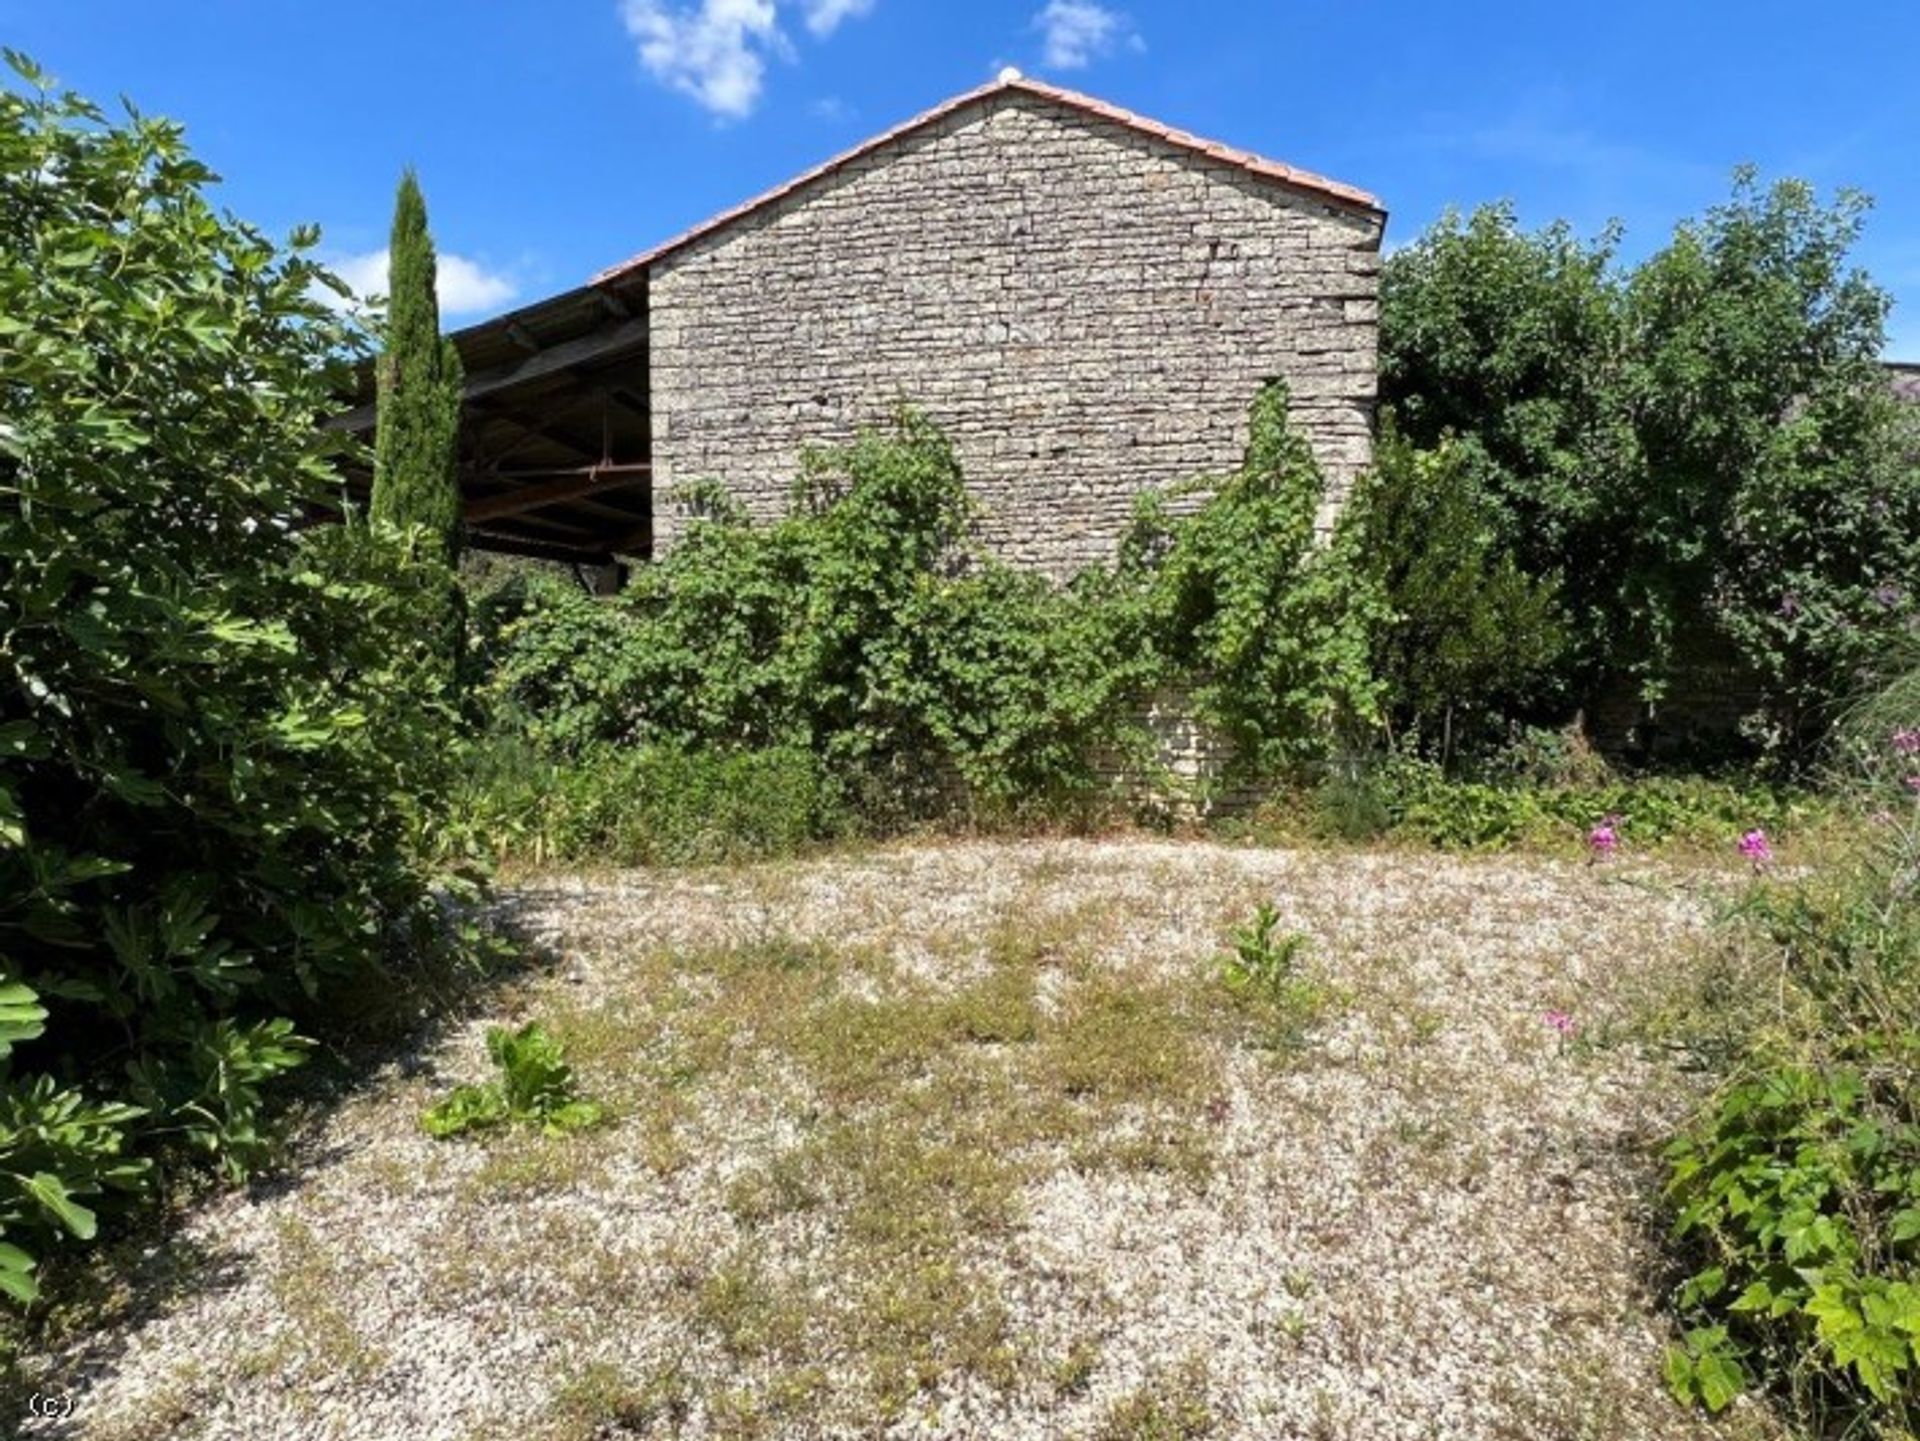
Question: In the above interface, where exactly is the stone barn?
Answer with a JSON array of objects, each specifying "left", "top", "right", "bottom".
[{"left": 342, "top": 73, "right": 1387, "bottom": 584}]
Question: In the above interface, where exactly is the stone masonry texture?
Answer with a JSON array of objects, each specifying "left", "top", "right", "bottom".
[{"left": 647, "top": 89, "right": 1385, "bottom": 578}]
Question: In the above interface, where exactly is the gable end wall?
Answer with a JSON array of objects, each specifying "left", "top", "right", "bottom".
[{"left": 647, "top": 92, "right": 1384, "bottom": 577}]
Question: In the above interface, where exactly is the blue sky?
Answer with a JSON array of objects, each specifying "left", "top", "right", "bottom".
[{"left": 8, "top": 1, "right": 1920, "bottom": 355}]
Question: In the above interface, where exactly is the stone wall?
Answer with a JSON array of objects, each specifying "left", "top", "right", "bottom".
[{"left": 647, "top": 89, "right": 1384, "bottom": 578}]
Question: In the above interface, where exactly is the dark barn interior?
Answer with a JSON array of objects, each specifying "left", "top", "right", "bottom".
[{"left": 334, "top": 270, "right": 653, "bottom": 584}]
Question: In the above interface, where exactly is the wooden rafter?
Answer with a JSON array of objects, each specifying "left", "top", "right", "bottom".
[
  {"left": 598, "top": 387, "right": 653, "bottom": 432},
  {"left": 333, "top": 314, "right": 650, "bottom": 433},
  {"left": 607, "top": 521, "right": 654, "bottom": 557},
  {"left": 462, "top": 463, "right": 653, "bottom": 524},
  {"left": 469, "top": 394, "right": 603, "bottom": 468},
  {"left": 467, "top": 530, "right": 613, "bottom": 566}
]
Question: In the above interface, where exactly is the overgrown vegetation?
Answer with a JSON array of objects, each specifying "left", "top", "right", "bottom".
[
  {"left": 1250, "top": 743, "right": 1832, "bottom": 853},
  {"left": 1661, "top": 647, "right": 1920, "bottom": 1431},
  {"left": 456, "top": 740, "right": 840, "bottom": 869},
  {"left": 461, "top": 171, "right": 1918, "bottom": 861},
  {"left": 468, "top": 379, "right": 1381, "bottom": 834},
  {"left": 421, "top": 1023, "right": 604, "bottom": 1139},
  {"left": 1381, "top": 175, "right": 1920, "bottom": 765},
  {"left": 0, "top": 55, "right": 467, "bottom": 1300},
  {"left": 4, "top": 55, "right": 1919, "bottom": 1441}
]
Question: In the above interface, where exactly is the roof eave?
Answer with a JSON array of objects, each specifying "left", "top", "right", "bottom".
[{"left": 592, "top": 75, "right": 1384, "bottom": 285}]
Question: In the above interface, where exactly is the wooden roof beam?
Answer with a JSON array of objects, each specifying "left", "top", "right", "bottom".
[
  {"left": 469, "top": 396, "right": 604, "bottom": 468},
  {"left": 467, "top": 530, "right": 613, "bottom": 566},
  {"left": 607, "top": 520, "right": 654, "bottom": 558},
  {"left": 463, "top": 463, "right": 653, "bottom": 524},
  {"left": 333, "top": 314, "right": 650, "bottom": 433}
]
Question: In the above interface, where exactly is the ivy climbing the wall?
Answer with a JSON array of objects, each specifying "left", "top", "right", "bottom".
[{"left": 470, "top": 381, "right": 1383, "bottom": 827}]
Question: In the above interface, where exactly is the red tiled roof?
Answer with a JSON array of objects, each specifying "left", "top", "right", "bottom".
[{"left": 592, "top": 74, "right": 1383, "bottom": 284}]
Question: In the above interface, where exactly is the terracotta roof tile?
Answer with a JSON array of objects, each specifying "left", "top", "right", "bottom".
[{"left": 592, "top": 75, "right": 1382, "bottom": 285}]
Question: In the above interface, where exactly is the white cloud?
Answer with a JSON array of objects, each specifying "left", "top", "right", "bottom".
[
  {"left": 321, "top": 249, "right": 519, "bottom": 318},
  {"left": 802, "top": 0, "right": 873, "bottom": 36},
  {"left": 621, "top": 0, "right": 781, "bottom": 120},
  {"left": 1033, "top": 0, "right": 1142, "bottom": 70},
  {"left": 618, "top": 0, "right": 876, "bottom": 118}
]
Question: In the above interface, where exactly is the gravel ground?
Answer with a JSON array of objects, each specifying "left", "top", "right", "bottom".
[{"left": 17, "top": 840, "right": 1785, "bottom": 1440}]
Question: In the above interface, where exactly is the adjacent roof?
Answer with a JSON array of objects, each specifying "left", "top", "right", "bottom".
[
  {"left": 594, "top": 73, "right": 1384, "bottom": 284},
  {"left": 1891, "top": 361, "right": 1920, "bottom": 406}
]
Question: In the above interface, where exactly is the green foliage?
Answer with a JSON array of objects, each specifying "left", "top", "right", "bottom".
[
  {"left": 1665, "top": 1062, "right": 1920, "bottom": 1422},
  {"left": 458, "top": 739, "right": 841, "bottom": 868},
  {"left": 1356, "top": 424, "right": 1568, "bottom": 754},
  {"left": 1118, "top": 381, "right": 1385, "bottom": 778},
  {"left": 0, "top": 55, "right": 467, "bottom": 1298},
  {"left": 1218, "top": 903, "right": 1329, "bottom": 1050},
  {"left": 422, "top": 1023, "right": 604, "bottom": 1139},
  {"left": 469, "top": 388, "right": 1376, "bottom": 838},
  {"left": 467, "top": 575, "right": 653, "bottom": 756},
  {"left": 370, "top": 170, "right": 464, "bottom": 567},
  {"left": 473, "top": 413, "right": 1145, "bottom": 815},
  {"left": 1382, "top": 176, "right": 1919, "bottom": 761},
  {"left": 1661, "top": 652, "right": 1920, "bottom": 1431},
  {"left": 0, "top": 1079, "right": 147, "bottom": 1302},
  {"left": 1292, "top": 748, "right": 1819, "bottom": 852}
]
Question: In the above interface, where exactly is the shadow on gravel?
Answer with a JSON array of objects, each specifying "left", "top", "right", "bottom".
[
  {"left": 10, "top": 1235, "right": 248, "bottom": 1439},
  {"left": 1, "top": 890, "right": 569, "bottom": 1424}
]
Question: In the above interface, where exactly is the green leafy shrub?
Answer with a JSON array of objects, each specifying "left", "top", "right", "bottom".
[
  {"left": 1661, "top": 648, "right": 1920, "bottom": 1431},
  {"left": 1116, "top": 382, "right": 1385, "bottom": 781},
  {"left": 422, "top": 1023, "right": 604, "bottom": 1139},
  {"left": 467, "top": 383, "right": 1379, "bottom": 843},
  {"left": 1355, "top": 425, "right": 1569, "bottom": 758},
  {"left": 470, "top": 413, "right": 1147, "bottom": 817},
  {"left": 1218, "top": 903, "right": 1330, "bottom": 1051},
  {"left": 458, "top": 740, "right": 842, "bottom": 868},
  {"left": 1665, "top": 1061, "right": 1920, "bottom": 1420},
  {"left": 0, "top": 55, "right": 468, "bottom": 1299},
  {"left": 1382, "top": 177, "right": 1920, "bottom": 762},
  {"left": 467, "top": 572, "right": 657, "bottom": 756},
  {"left": 1290, "top": 748, "right": 1822, "bottom": 853}
]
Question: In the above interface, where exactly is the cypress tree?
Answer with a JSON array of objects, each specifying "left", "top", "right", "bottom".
[{"left": 370, "top": 169, "right": 464, "bottom": 564}]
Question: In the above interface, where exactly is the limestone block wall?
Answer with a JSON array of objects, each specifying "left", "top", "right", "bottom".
[{"left": 647, "top": 89, "right": 1383, "bottom": 578}]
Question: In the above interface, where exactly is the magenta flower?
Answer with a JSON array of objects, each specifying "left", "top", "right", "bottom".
[
  {"left": 1739, "top": 829, "right": 1774, "bottom": 869},
  {"left": 1545, "top": 1010, "right": 1576, "bottom": 1038},
  {"left": 1587, "top": 815, "right": 1621, "bottom": 864},
  {"left": 1894, "top": 728, "right": 1920, "bottom": 757}
]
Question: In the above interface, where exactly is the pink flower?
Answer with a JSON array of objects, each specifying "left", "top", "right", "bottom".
[
  {"left": 1906, "top": 775, "right": 1920, "bottom": 795},
  {"left": 1587, "top": 816, "right": 1621, "bottom": 863},
  {"left": 1545, "top": 1010, "right": 1576, "bottom": 1038},
  {"left": 1739, "top": 829, "right": 1774, "bottom": 869},
  {"left": 1893, "top": 728, "right": 1920, "bottom": 757}
]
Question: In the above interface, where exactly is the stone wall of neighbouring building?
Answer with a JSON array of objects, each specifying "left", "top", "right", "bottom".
[{"left": 645, "top": 87, "right": 1384, "bottom": 578}]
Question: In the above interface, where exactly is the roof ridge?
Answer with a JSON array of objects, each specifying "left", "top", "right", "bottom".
[{"left": 591, "top": 75, "right": 1382, "bottom": 285}]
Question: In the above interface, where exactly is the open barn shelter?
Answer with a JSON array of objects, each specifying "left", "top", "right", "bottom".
[
  {"left": 339, "top": 72, "right": 1387, "bottom": 587},
  {"left": 335, "top": 275, "right": 655, "bottom": 583}
]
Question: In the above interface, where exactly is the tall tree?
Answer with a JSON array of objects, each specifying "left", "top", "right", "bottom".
[
  {"left": 1381, "top": 176, "right": 1919, "bottom": 760},
  {"left": 370, "top": 170, "right": 464, "bottom": 564}
]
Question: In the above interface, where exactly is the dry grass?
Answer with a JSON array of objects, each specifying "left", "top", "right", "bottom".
[{"left": 15, "top": 839, "right": 1789, "bottom": 1439}]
